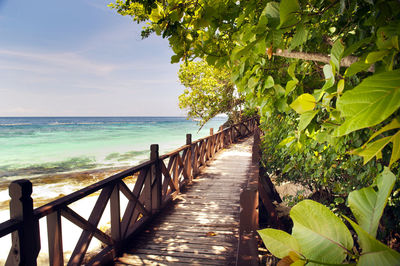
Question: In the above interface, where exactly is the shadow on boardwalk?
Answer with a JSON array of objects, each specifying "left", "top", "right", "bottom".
[{"left": 113, "top": 137, "right": 254, "bottom": 265}]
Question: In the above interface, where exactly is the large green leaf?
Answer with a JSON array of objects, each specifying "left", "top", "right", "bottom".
[
  {"left": 345, "top": 218, "right": 400, "bottom": 266},
  {"left": 257, "top": 228, "right": 301, "bottom": 259},
  {"left": 290, "top": 93, "right": 316, "bottom": 114},
  {"left": 335, "top": 70, "right": 400, "bottom": 136},
  {"left": 291, "top": 200, "right": 353, "bottom": 265},
  {"left": 279, "top": 0, "right": 300, "bottom": 28},
  {"left": 348, "top": 168, "right": 396, "bottom": 237}
]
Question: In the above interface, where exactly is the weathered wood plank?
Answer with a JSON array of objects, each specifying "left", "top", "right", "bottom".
[{"left": 116, "top": 254, "right": 225, "bottom": 266}]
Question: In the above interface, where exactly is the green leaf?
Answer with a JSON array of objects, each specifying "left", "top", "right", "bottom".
[
  {"left": 290, "top": 24, "right": 308, "bottom": 50},
  {"left": 149, "top": 3, "right": 164, "bottom": 22},
  {"left": 285, "top": 80, "right": 298, "bottom": 96},
  {"left": 345, "top": 217, "right": 400, "bottom": 266},
  {"left": 331, "top": 40, "right": 345, "bottom": 71},
  {"left": 291, "top": 200, "right": 353, "bottom": 264},
  {"left": 278, "top": 136, "right": 295, "bottom": 147},
  {"left": 343, "top": 37, "right": 372, "bottom": 58},
  {"left": 352, "top": 136, "right": 391, "bottom": 165},
  {"left": 321, "top": 64, "right": 335, "bottom": 91},
  {"left": 257, "top": 228, "right": 301, "bottom": 259},
  {"left": 391, "top": 131, "right": 400, "bottom": 166},
  {"left": 353, "top": 119, "right": 400, "bottom": 166},
  {"left": 290, "top": 93, "right": 316, "bottom": 114},
  {"left": 247, "top": 76, "right": 260, "bottom": 89},
  {"left": 335, "top": 70, "right": 400, "bottom": 136},
  {"left": 288, "top": 62, "right": 296, "bottom": 79},
  {"left": 171, "top": 54, "right": 181, "bottom": 63},
  {"left": 366, "top": 118, "right": 400, "bottom": 144},
  {"left": 262, "top": 2, "right": 280, "bottom": 28},
  {"left": 337, "top": 79, "right": 345, "bottom": 95},
  {"left": 365, "top": 50, "right": 390, "bottom": 64},
  {"left": 279, "top": 0, "right": 300, "bottom": 28},
  {"left": 348, "top": 168, "right": 396, "bottom": 237},
  {"left": 206, "top": 55, "right": 218, "bottom": 65},
  {"left": 277, "top": 98, "right": 289, "bottom": 113},
  {"left": 265, "top": 75, "right": 275, "bottom": 89},
  {"left": 344, "top": 60, "right": 372, "bottom": 77},
  {"left": 274, "top": 84, "right": 285, "bottom": 97},
  {"left": 264, "top": 1, "right": 280, "bottom": 19},
  {"left": 298, "top": 110, "right": 318, "bottom": 131},
  {"left": 255, "top": 38, "right": 267, "bottom": 55},
  {"left": 257, "top": 13, "right": 269, "bottom": 30}
]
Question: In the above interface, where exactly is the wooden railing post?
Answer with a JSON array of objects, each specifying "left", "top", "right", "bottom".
[
  {"left": 47, "top": 210, "right": 63, "bottom": 266},
  {"left": 6, "top": 180, "right": 40, "bottom": 266},
  {"left": 186, "top": 134, "right": 193, "bottom": 182},
  {"left": 209, "top": 128, "right": 214, "bottom": 158},
  {"left": 252, "top": 126, "right": 261, "bottom": 164},
  {"left": 150, "top": 144, "right": 162, "bottom": 214},
  {"left": 110, "top": 183, "right": 121, "bottom": 256}
]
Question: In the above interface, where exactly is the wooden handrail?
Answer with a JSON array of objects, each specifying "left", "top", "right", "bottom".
[{"left": 0, "top": 117, "right": 259, "bottom": 266}]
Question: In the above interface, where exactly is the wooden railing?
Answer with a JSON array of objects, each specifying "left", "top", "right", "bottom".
[{"left": 0, "top": 117, "right": 258, "bottom": 266}]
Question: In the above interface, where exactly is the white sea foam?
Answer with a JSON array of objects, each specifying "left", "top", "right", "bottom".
[
  {"left": 0, "top": 123, "right": 32, "bottom": 126},
  {"left": 48, "top": 122, "right": 75, "bottom": 125}
]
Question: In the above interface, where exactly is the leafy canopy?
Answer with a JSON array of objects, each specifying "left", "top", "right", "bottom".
[
  {"left": 178, "top": 60, "right": 244, "bottom": 127},
  {"left": 110, "top": 0, "right": 400, "bottom": 169}
]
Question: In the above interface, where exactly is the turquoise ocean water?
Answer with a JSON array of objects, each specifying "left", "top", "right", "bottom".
[{"left": 0, "top": 116, "right": 226, "bottom": 212}]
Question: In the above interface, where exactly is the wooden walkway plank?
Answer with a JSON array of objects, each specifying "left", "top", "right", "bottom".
[{"left": 113, "top": 137, "right": 254, "bottom": 265}]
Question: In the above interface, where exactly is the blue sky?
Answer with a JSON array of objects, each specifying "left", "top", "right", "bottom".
[{"left": 0, "top": 0, "right": 185, "bottom": 116}]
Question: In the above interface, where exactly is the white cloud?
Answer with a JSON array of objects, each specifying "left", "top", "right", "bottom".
[{"left": 0, "top": 49, "right": 116, "bottom": 75}]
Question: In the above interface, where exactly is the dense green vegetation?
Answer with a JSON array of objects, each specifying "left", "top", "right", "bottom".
[
  {"left": 110, "top": 0, "right": 400, "bottom": 264},
  {"left": 177, "top": 60, "right": 244, "bottom": 127}
]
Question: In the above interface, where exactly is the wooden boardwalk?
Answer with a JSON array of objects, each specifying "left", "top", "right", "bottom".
[{"left": 114, "top": 137, "right": 254, "bottom": 265}]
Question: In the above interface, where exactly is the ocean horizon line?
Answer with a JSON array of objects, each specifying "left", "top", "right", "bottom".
[{"left": 0, "top": 115, "right": 190, "bottom": 118}]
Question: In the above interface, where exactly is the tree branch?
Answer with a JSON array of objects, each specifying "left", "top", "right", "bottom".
[{"left": 271, "top": 49, "right": 374, "bottom": 72}]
